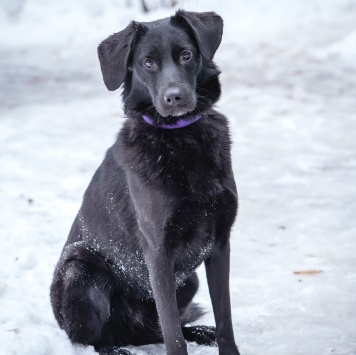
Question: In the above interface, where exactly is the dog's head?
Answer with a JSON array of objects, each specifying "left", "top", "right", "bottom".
[{"left": 98, "top": 10, "right": 223, "bottom": 121}]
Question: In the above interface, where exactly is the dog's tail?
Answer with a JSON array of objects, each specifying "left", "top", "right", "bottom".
[{"left": 181, "top": 302, "right": 205, "bottom": 325}]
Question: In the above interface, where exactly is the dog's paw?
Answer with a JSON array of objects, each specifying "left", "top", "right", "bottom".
[
  {"left": 96, "top": 346, "right": 132, "bottom": 355},
  {"left": 182, "top": 325, "right": 217, "bottom": 346}
]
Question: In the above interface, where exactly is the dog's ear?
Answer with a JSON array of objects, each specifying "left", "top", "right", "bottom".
[
  {"left": 172, "top": 10, "right": 223, "bottom": 63},
  {"left": 98, "top": 21, "right": 145, "bottom": 91}
]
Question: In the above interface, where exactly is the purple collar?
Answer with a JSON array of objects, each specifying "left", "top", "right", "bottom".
[{"left": 142, "top": 114, "right": 201, "bottom": 129}]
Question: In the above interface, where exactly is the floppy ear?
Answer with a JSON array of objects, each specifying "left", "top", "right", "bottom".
[
  {"left": 97, "top": 21, "right": 144, "bottom": 91},
  {"left": 173, "top": 10, "right": 223, "bottom": 63}
]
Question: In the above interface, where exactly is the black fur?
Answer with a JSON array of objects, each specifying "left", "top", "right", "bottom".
[{"left": 51, "top": 10, "right": 240, "bottom": 355}]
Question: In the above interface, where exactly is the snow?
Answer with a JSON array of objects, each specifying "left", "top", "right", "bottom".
[{"left": 1, "top": 0, "right": 356, "bottom": 354}]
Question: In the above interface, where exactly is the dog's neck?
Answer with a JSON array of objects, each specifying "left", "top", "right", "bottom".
[{"left": 142, "top": 114, "right": 202, "bottom": 129}]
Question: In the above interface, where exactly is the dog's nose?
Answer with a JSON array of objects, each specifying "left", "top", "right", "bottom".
[{"left": 164, "top": 87, "right": 183, "bottom": 105}]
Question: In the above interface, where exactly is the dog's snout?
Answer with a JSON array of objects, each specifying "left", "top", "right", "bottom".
[
  {"left": 155, "top": 83, "right": 196, "bottom": 117},
  {"left": 164, "top": 87, "right": 183, "bottom": 105},
  {"left": 158, "top": 84, "right": 196, "bottom": 117}
]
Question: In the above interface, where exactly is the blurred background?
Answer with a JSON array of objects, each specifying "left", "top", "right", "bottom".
[{"left": 1, "top": 1, "right": 356, "bottom": 354}]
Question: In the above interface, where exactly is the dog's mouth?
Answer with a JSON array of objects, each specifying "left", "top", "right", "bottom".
[
  {"left": 153, "top": 110, "right": 198, "bottom": 124},
  {"left": 134, "top": 94, "right": 201, "bottom": 126},
  {"left": 142, "top": 112, "right": 202, "bottom": 129},
  {"left": 168, "top": 111, "right": 194, "bottom": 119},
  {"left": 154, "top": 91, "right": 197, "bottom": 119},
  {"left": 168, "top": 110, "right": 190, "bottom": 118},
  {"left": 157, "top": 105, "right": 195, "bottom": 119}
]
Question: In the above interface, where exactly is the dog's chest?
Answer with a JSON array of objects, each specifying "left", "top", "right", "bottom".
[
  {"left": 165, "top": 199, "right": 218, "bottom": 281},
  {"left": 109, "top": 201, "right": 217, "bottom": 298},
  {"left": 174, "top": 228, "right": 215, "bottom": 284}
]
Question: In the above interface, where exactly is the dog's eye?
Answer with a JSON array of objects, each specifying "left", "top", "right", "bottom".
[
  {"left": 144, "top": 58, "right": 154, "bottom": 68},
  {"left": 181, "top": 51, "right": 191, "bottom": 61}
]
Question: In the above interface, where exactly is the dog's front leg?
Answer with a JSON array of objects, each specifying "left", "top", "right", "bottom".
[
  {"left": 205, "top": 240, "right": 240, "bottom": 355},
  {"left": 145, "top": 249, "right": 188, "bottom": 355}
]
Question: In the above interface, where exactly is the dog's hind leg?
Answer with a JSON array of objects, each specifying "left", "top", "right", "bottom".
[
  {"left": 177, "top": 273, "right": 217, "bottom": 347},
  {"left": 51, "top": 257, "right": 111, "bottom": 346},
  {"left": 50, "top": 246, "right": 133, "bottom": 354},
  {"left": 177, "top": 272, "right": 202, "bottom": 324}
]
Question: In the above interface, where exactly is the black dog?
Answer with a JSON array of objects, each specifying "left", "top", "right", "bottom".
[{"left": 50, "top": 10, "right": 240, "bottom": 355}]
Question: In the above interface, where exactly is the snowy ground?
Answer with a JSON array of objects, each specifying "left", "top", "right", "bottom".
[{"left": 1, "top": 0, "right": 356, "bottom": 354}]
